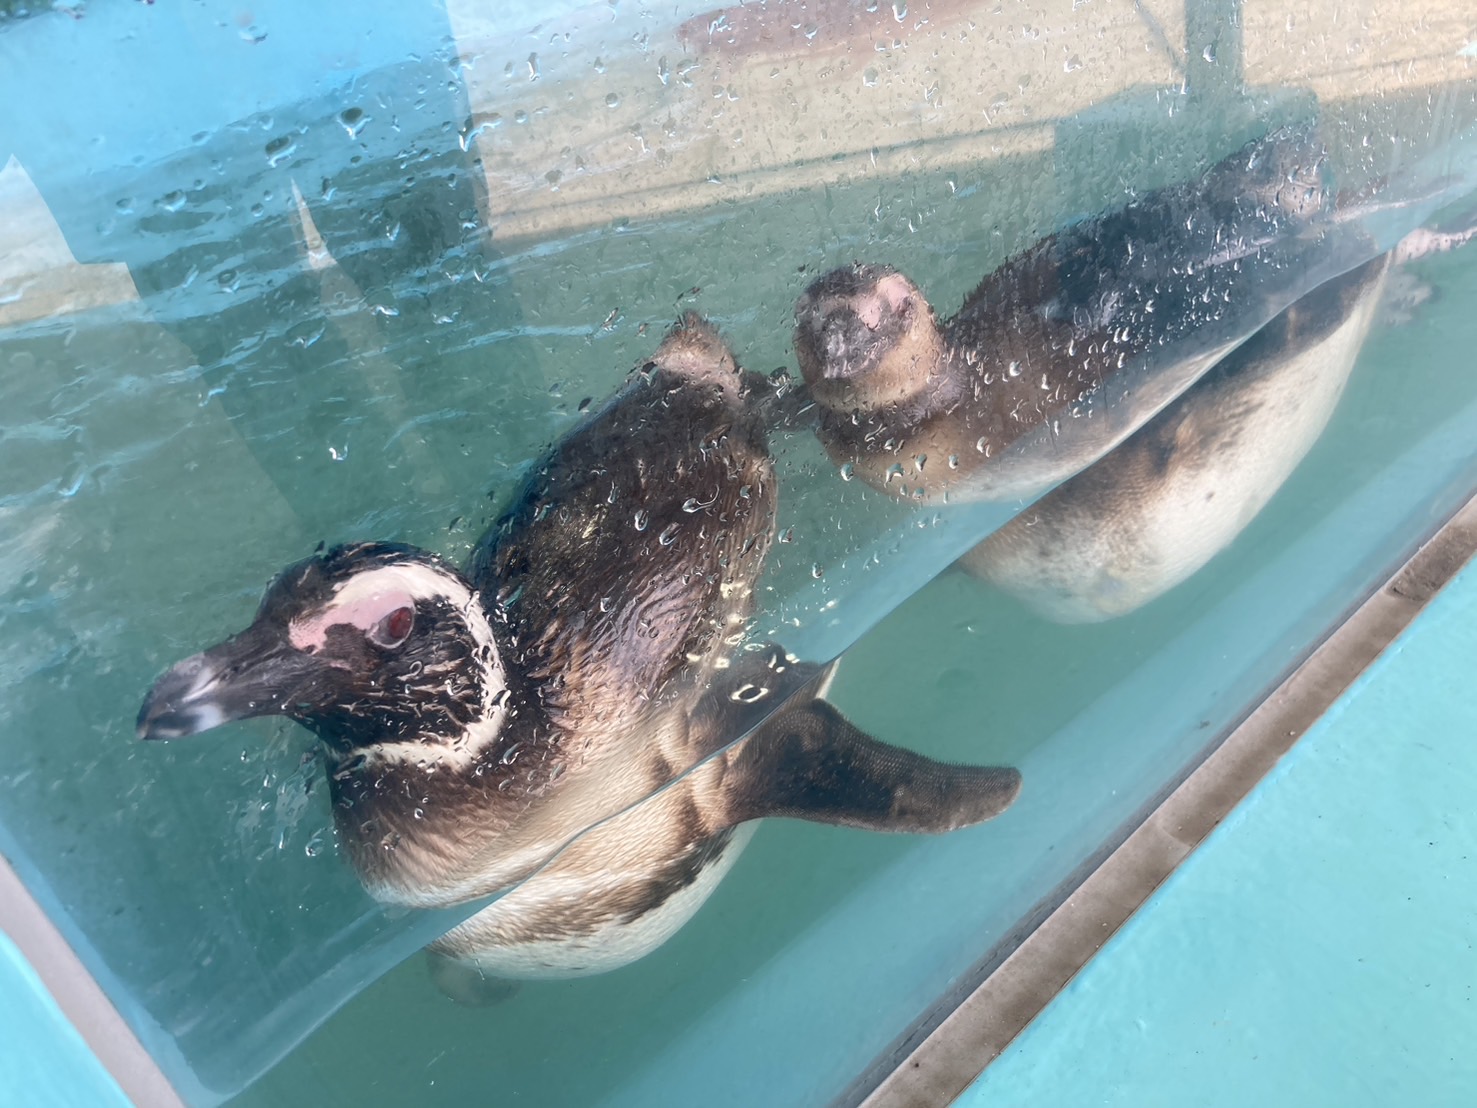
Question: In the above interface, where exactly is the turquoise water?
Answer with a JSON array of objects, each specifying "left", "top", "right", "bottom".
[{"left": 2, "top": 2, "right": 1477, "bottom": 1105}]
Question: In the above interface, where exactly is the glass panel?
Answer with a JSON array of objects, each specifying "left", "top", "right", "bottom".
[{"left": 1, "top": 0, "right": 1474, "bottom": 1103}]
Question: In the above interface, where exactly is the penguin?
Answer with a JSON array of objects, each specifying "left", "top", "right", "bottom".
[
  {"left": 962, "top": 208, "right": 1477, "bottom": 622},
  {"left": 961, "top": 254, "right": 1390, "bottom": 622},
  {"left": 792, "top": 124, "right": 1374, "bottom": 503},
  {"left": 137, "top": 313, "right": 1022, "bottom": 993}
]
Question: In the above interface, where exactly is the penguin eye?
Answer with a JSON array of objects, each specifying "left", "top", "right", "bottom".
[{"left": 370, "top": 606, "right": 416, "bottom": 649}]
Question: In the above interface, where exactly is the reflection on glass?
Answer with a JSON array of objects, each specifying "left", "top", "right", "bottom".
[{"left": 791, "top": 122, "right": 1464, "bottom": 505}]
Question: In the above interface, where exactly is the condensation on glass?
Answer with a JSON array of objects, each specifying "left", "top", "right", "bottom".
[{"left": 1, "top": 1, "right": 1475, "bottom": 1105}]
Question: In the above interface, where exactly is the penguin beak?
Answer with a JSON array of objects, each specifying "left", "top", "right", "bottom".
[{"left": 137, "top": 621, "right": 314, "bottom": 740}]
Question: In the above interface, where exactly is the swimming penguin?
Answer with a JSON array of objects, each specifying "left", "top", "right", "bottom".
[
  {"left": 961, "top": 211, "right": 1477, "bottom": 622},
  {"left": 137, "top": 313, "right": 1022, "bottom": 990},
  {"left": 962, "top": 255, "right": 1388, "bottom": 621},
  {"left": 792, "top": 125, "right": 1375, "bottom": 503}
]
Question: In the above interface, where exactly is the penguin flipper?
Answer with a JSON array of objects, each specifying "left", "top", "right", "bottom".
[{"left": 722, "top": 698, "right": 1022, "bottom": 833}]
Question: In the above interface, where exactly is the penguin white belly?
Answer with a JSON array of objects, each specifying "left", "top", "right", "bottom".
[
  {"left": 430, "top": 822, "right": 757, "bottom": 980},
  {"left": 965, "top": 263, "right": 1388, "bottom": 623}
]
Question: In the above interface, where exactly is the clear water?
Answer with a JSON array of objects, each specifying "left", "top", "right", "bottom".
[{"left": 1, "top": 1, "right": 1475, "bottom": 1105}]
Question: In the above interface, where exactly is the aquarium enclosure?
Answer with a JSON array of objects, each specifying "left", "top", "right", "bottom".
[{"left": 1, "top": 0, "right": 1475, "bottom": 1105}]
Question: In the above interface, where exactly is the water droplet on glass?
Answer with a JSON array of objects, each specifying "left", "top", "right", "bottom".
[
  {"left": 657, "top": 56, "right": 670, "bottom": 85},
  {"left": 158, "top": 191, "right": 186, "bottom": 213},
  {"left": 634, "top": 509, "right": 650, "bottom": 531},
  {"left": 839, "top": 462, "right": 856, "bottom": 481},
  {"left": 863, "top": 67, "right": 879, "bottom": 87},
  {"left": 658, "top": 522, "right": 680, "bottom": 546},
  {"left": 1007, "top": 360, "right": 1022, "bottom": 378},
  {"left": 1202, "top": 44, "right": 1217, "bottom": 64},
  {"left": 599, "top": 596, "right": 614, "bottom": 613},
  {"left": 811, "top": 563, "right": 824, "bottom": 579},
  {"left": 264, "top": 135, "right": 296, "bottom": 166},
  {"left": 892, "top": 1, "right": 907, "bottom": 22},
  {"left": 304, "top": 833, "right": 324, "bottom": 857},
  {"left": 778, "top": 527, "right": 795, "bottom": 543},
  {"left": 527, "top": 53, "right": 540, "bottom": 81},
  {"left": 1064, "top": 54, "right": 1083, "bottom": 72},
  {"left": 605, "top": 92, "right": 621, "bottom": 108},
  {"left": 514, "top": 109, "right": 529, "bottom": 125},
  {"left": 339, "top": 107, "right": 367, "bottom": 139}
]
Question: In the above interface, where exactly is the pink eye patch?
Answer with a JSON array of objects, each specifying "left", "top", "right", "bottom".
[{"left": 290, "top": 589, "right": 417, "bottom": 652}]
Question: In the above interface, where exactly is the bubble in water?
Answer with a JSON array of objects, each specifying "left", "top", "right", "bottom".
[{"left": 58, "top": 462, "right": 86, "bottom": 499}]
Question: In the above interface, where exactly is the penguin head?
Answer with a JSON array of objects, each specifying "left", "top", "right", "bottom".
[
  {"left": 137, "top": 542, "right": 509, "bottom": 761},
  {"left": 793, "top": 262, "right": 941, "bottom": 412}
]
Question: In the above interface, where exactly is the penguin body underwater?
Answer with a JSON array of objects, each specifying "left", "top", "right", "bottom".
[
  {"left": 963, "top": 254, "right": 1391, "bottom": 622},
  {"left": 138, "top": 314, "right": 1022, "bottom": 991},
  {"left": 792, "top": 124, "right": 1381, "bottom": 503}
]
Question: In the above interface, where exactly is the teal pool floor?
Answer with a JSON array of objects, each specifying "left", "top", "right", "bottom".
[{"left": 960, "top": 554, "right": 1477, "bottom": 1108}]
